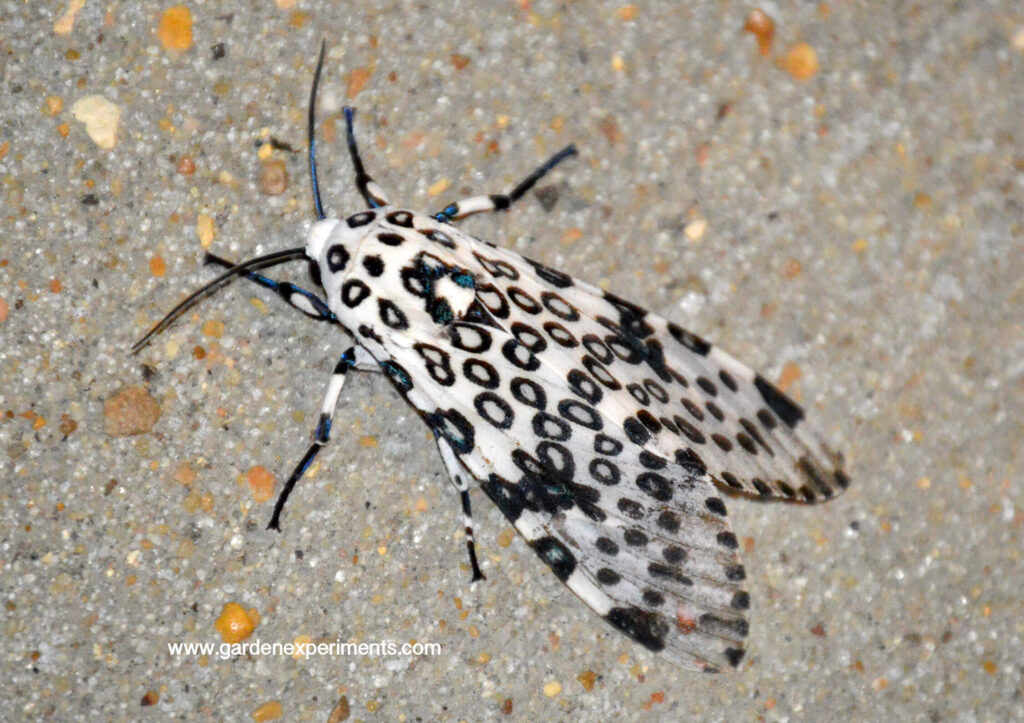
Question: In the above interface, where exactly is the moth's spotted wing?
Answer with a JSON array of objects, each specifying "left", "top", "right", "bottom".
[
  {"left": 466, "top": 238, "right": 849, "bottom": 505},
  {"left": 364, "top": 306, "right": 751, "bottom": 672}
]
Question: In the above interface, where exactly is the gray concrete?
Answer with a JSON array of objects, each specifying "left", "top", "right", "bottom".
[{"left": 2, "top": 1, "right": 1022, "bottom": 720}]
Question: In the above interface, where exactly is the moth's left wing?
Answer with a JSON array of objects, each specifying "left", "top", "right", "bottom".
[{"left": 366, "top": 314, "right": 750, "bottom": 671}]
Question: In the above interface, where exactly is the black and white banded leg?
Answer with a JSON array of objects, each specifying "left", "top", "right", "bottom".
[
  {"left": 434, "top": 434, "right": 486, "bottom": 582},
  {"left": 203, "top": 253, "right": 336, "bottom": 323},
  {"left": 432, "top": 144, "right": 578, "bottom": 222},
  {"left": 267, "top": 345, "right": 379, "bottom": 530}
]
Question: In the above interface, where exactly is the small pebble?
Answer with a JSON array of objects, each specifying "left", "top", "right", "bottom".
[
  {"left": 103, "top": 385, "right": 161, "bottom": 437},
  {"left": 71, "top": 95, "right": 122, "bottom": 150},
  {"left": 258, "top": 159, "right": 289, "bottom": 196},
  {"left": 158, "top": 5, "right": 193, "bottom": 51}
]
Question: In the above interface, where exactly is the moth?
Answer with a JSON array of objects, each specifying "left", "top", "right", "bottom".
[{"left": 134, "top": 45, "right": 848, "bottom": 672}]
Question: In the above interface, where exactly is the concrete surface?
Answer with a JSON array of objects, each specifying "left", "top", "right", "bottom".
[{"left": 2, "top": 1, "right": 1022, "bottom": 720}]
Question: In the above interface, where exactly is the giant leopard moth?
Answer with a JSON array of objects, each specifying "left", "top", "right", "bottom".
[{"left": 133, "top": 44, "right": 849, "bottom": 672}]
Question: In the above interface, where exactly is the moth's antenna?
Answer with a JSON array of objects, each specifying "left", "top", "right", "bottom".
[
  {"left": 131, "top": 247, "right": 308, "bottom": 354},
  {"left": 308, "top": 41, "right": 327, "bottom": 221}
]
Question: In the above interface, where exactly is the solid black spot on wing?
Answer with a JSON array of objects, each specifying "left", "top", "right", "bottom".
[
  {"left": 638, "top": 450, "right": 667, "bottom": 469},
  {"left": 618, "top": 498, "right": 646, "bottom": 521},
  {"left": 643, "top": 589, "right": 665, "bottom": 607},
  {"left": 752, "top": 478, "right": 772, "bottom": 497},
  {"left": 531, "top": 536, "right": 576, "bottom": 582},
  {"left": 623, "top": 417, "right": 650, "bottom": 445},
  {"left": 675, "top": 448, "right": 707, "bottom": 477},
  {"left": 595, "top": 536, "right": 619, "bottom": 556},
  {"left": 754, "top": 374, "right": 804, "bottom": 428},
  {"left": 730, "top": 591, "right": 750, "bottom": 610},
  {"left": 667, "top": 322, "right": 711, "bottom": 356},
  {"left": 376, "top": 232, "right": 405, "bottom": 246},
  {"left": 834, "top": 469, "right": 852, "bottom": 489},
  {"left": 596, "top": 568, "right": 622, "bottom": 585},
  {"left": 711, "top": 433, "right": 733, "bottom": 452},
  {"left": 705, "top": 400, "right": 725, "bottom": 422},
  {"left": 724, "top": 647, "right": 746, "bottom": 667},
  {"left": 724, "top": 564, "right": 746, "bottom": 581},
  {"left": 718, "top": 369, "right": 738, "bottom": 392},
  {"left": 696, "top": 376, "right": 717, "bottom": 397},
  {"left": 777, "top": 480, "right": 796, "bottom": 498},
  {"left": 704, "top": 496, "right": 727, "bottom": 516},
  {"left": 623, "top": 528, "right": 648, "bottom": 547},
  {"left": 736, "top": 432, "right": 758, "bottom": 455},
  {"left": 648, "top": 562, "right": 692, "bottom": 586},
  {"left": 656, "top": 510, "right": 680, "bottom": 534},
  {"left": 682, "top": 398, "right": 705, "bottom": 421},
  {"left": 362, "top": 255, "right": 384, "bottom": 277},
  {"left": 636, "top": 410, "right": 662, "bottom": 433},
  {"left": 717, "top": 532, "right": 739, "bottom": 550},
  {"left": 605, "top": 607, "right": 668, "bottom": 653},
  {"left": 675, "top": 417, "right": 706, "bottom": 444},
  {"left": 721, "top": 472, "right": 743, "bottom": 489},
  {"left": 662, "top": 545, "right": 687, "bottom": 564}
]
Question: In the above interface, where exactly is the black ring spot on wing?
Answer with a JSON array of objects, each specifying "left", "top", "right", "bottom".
[
  {"left": 510, "top": 377, "right": 547, "bottom": 410},
  {"left": 341, "top": 279, "right": 370, "bottom": 307},
  {"left": 474, "top": 392, "right": 514, "bottom": 430},
  {"left": 463, "top": 359, "right": 500, "bottom": 389},
  {"left": 327, "top": 244, "right": 350, "bottom": 272}
]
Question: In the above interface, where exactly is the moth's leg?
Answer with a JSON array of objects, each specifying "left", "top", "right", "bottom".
[
  {"left": 204, "top": 253, "right": 336, "bottom": 323},
  {"left": 267, "top": 346, "right": 377, "bottom": 529},
  {"left": 433, "top": 144, "right": 578, "bottom": 222},
  {"left": 342, "top": 107, "right": 390, "bottom": 209},
  {"left": 434, "top": 434, "right": 486, "bottom": 582}
]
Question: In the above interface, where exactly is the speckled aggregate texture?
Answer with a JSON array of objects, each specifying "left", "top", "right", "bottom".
[{"left": 2, "top": 1, "right": 1022, "bottom": 720}]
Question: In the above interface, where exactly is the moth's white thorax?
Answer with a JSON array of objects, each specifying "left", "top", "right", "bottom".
[{"left": 305, "top": 218, "right": 342, "bottom": 260}]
